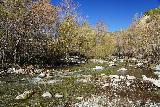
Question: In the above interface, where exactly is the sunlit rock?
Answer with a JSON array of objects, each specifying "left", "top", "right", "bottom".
[
  {"left": 55, "top": 93, "right": 63, "bottom": 98},
  {"left": 126, "top": 75, "right": 136, "bottom": 80},
  {"left": 38, "top": 72, "right": 46, "bottom": 78},
  {"left": 101, "top": 73, "right": 106, "bottom": 76},
  {"left": 126, "top": 81, "right": 131, "bottom": 86},
  {"left": 117, "top": 68, "right": 127, "bottom": 76},
  {"left": 154, "top": 72, "right": 160, "bottom": 79},
  {"left": 109, "top": 61, "right": 116, "bottom": 66},
  {"left": 136, "top": 63, "right": 143, "bottom": 67},
  {"left": 102, "top": 83, "right": 109, "bottom": 88},
  {"left": 131, "top": 58, "right": 137, "bottom": 61},
  {"left": 118, "top": 68, "right": 127, "bottom": 71},
  {"left": 7, "top": 68, "right": 15, "bottom": 74},
  {"left": 42, "top": 92, "right": 52, "bottom": 98},
  {"left": 154, "top": 65, "right": 160, "bottom": 71},
  {"left": 76, "top": 97, "right": 83, "bottom": 100},
  {"left": 93, "top": 66, "right": 104, "bottom": 70},
  {"left": 119, "top": 59, "right": 124, "bottom": 63},
  {"left": 75, "top": 95, "right": 107, "bottom": 107},
  {"left": 119, "top": 75, "right": 125, "bottom": 79},
  {"left": 8, "top": 68, "right": 24, "bottom": 74},
  {"left": 15, "top": 90, "right": 34, "bottom": 100},
  {"left": 142, "top": 75, "right": 160, "bottom": 87},
  {"left": 113, "top": 58, "right": 117, "bottom": 62},
  {"left": 77, "top": 78, "right": 88, "bottom": 83},
  {"left": 32, "top": 77, "right": 42, "bottom": 83}
]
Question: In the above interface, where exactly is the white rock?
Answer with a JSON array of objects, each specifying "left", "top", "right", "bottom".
[
  {"left": 137, "top": 63, "right": 143, "bottom": 67},
  {"left": 109, "top": 61, "right": 114, "bottom": 64},
  {"left": 119, "top": 59, "right": 124, "bottom": 63},
  {"left": 14, "top": 68, "right": 24, "bottom": 74},
  {"left": 7, "top": 68, "right": 15, "bottom": 73},
  {"left": 76, "top": 97, "right": 83, "bottom": 100},
  {"left": 42, "top": 92, "right": 52, "bottom": 98},
  {"left": 77, "top": 79, "right": 88, "bottom": 83},
  {"left": 16, "top": 90, "right": 33, "bottom": 100},
  {"left": 47, "top": 80, "right": 57, "bottom": 84},
  {"left": 126, "top": 81, "right": 131, "bottom": 86},
  {"left": 142, "top": 75, "right": 160, "bottom": 87},
  {"left": 38, "top": 72, "right": 46, "bottom": 78},
  {"left": 154, "top": 72, "right": 160, "bottom": 75},
  {"left": 132, "top": 58, "right": 137, "bottom": 61},
  {"left": 126, "top": 75, "right": 136, "bottom": 80},
  {"left": 113, "top": 58, "right": 117, "bottom": 62},
  {"left": 55, "top": 93, "right": 63, "bottom": 98},
  {"left": 117, "top": 68, "right": 127, "bottom": 76},
  {"left": 119, "top": 76, "right": 125, "bottom": 79},
  {"left": 108, "top": 61, "right": 116, "bottom": 66},
  {"left": 129, "top": 64, "right": 133, "bottom": 67},
  {"left": 101, "top": 73, "right": 106, "bottom": 76},
  {"left": 102, "top": 83, "right": 109, "bottom": 88},
  {"left": 154, "top": 65, "right": 160, "bottom": 71},
  {"left": 117, "top": 68, "right": 127, "bottom": 71},
  {"left": 32, "top": 77, "right": 42, "bottom": 83},
  {"left": 93, "top": 66, "right": 104, "bottom": 70}
]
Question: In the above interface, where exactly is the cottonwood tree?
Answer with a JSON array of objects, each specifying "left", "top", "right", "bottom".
[{"left": 0, "top": 0, "right": 59, "bottom": 69}]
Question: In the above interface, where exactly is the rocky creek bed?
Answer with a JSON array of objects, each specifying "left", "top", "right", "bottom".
[{"left": 0, "top": 58, "right": 160, "bottom": 107}]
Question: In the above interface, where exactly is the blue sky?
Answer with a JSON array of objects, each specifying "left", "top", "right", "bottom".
[{"left": 51, "top": 0, "right": 160, "bottom": 32}]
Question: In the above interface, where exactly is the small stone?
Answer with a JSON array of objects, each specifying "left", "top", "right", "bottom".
[
  {"left": 126, "top": 75, "right": 136, "bottom": 80},
  {"left": 137, "top": 63, "right": 143, "bottom": 67},
  {"left": 42, "top": 92, "right": 52, "bottom": 98},
  {"left": 102, "top": 83, "right": 109, "bottom": 88},
  {"left": 93, "top": 66, "right": 104, "bottom": 70},
  {"left": 55, "top": 93, "right": 63, "bottom": 98},
  {"left": 76, "top": 97, "right": 83, "bottom": 100},
  {"left": 119, "top": 59, "right": 124, "bottom": 63},
  {"left": 131, "top": 58, "right": 137, "bottom": 61},
  {"left": 117, "top": 68, "right": 127, "bottom": 71},
  {"left": 108, "top": 61, "right": 116, "bottom": 66},
  {"left": 38, "top": 72, "right": 46, "bottom": 78}
]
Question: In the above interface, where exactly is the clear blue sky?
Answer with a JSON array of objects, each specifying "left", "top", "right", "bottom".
[{"left": 51, "top": 0, "right": 160, "bottom": 32}]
